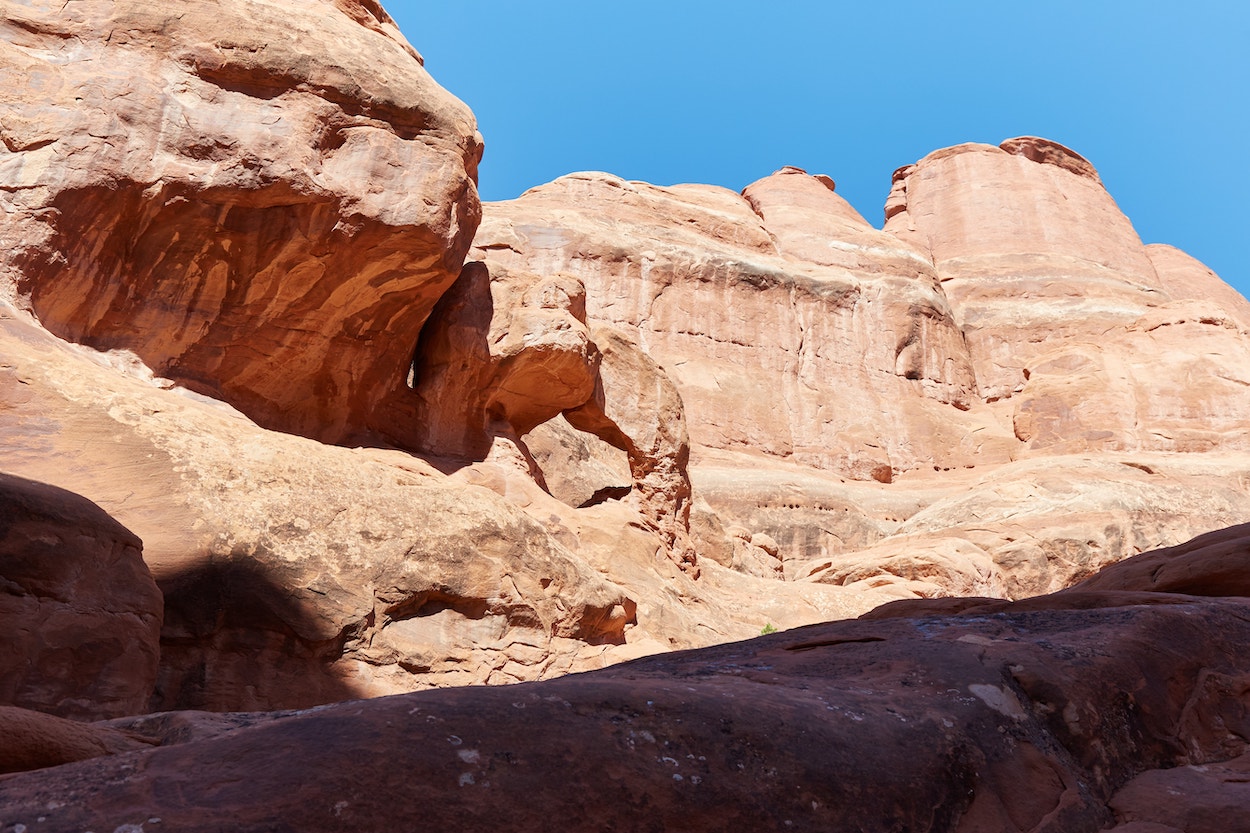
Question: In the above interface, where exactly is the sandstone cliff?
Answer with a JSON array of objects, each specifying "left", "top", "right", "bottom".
[
  {"left": 473, "top": 139, "right": 1250, "bottom": 600},
  {"left": 4, "top": 0, "right": 1250, "bottom": 827}
]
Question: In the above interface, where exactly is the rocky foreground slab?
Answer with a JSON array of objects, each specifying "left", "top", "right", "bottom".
[{"left": 3, "top": 525, "right": 1249, "bottom": 832}]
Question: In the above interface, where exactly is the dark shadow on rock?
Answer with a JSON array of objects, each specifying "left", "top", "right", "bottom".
[
  {"left": 152, "top": 556, "right": 367, "bottom": 713},
  {"left": 0, "top": 471, "right": 162, "bottom": 720}
]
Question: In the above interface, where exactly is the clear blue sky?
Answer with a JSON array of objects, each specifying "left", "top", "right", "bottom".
[{"left": 387, "top": 2, "right": 1248, "bottom": 298}]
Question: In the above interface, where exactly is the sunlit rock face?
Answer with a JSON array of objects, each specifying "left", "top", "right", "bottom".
[
  {"left": 473, "top": 138, "right": 1250, "bottom": 595},
  {"left": 473, "top": 168, "right": 1018, "bottom": 483},
  {"left": 885, "top": 137, "right": 1250, "bottom": 459},
  {"left": 885, "top": 137, "right": 1166, "bottom": 402},
  {"left": 6, "top": 9, "right": 1250, "bottom": 821},
  {"left": 5, "top": 0, "right": 1250, "bottom": 823},
  {"left": 0, "top": 0, "right": 482, "bottom": 444}
]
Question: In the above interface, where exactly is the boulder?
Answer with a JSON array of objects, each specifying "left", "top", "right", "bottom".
[
  {"left": 0, "top": 0, "right": 482, "bottom": 445},
  {"left": 0, "top": 472, "right": 162, "bottom": 720}
]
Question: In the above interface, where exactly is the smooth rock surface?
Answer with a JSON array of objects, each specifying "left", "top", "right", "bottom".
[{"left": 0, "top": 706, "right": 155, "bottom": 775}]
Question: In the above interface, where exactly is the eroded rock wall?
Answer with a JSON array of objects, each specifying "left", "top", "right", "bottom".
[
  {"left": 474, "top": 138, "right": 1250, "bottom": 595},
  {"left": 885, "top": 138, "right": 1250, "bottom": 457},
  {"left": 0, "top": 0, "right": 482, "bottom": 444},
  {"left": 474, "top": 170, "right": 1018, "bottom": 482}
]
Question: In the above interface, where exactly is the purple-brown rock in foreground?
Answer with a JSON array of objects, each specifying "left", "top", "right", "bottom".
[
  {"left": 4, "top": 558, "right": 1250, "bottom": 831},
  {"left": 0, "top": 473, "right": 162, "bottom": 720},
  {"left": 0, "top": 706, "right": 155, "bottom": 775}
]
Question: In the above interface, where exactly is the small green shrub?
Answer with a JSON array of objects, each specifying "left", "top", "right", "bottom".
[{"left": 760, "top": 623, "right": 777, "bottom": 635}]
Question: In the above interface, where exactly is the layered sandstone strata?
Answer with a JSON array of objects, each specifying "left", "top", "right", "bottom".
[
  {"left": 473, "top": 169, "right": 1018, "bottom": 482},
  {"left": 476, "top": 139, "right": 1250, "bottom": 596},
  {"left": 885, "top": 138, "right": 1250, "bottom": 456}
]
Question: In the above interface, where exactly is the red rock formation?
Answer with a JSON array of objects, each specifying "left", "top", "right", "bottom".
[
  {"left": 1147, "top": 243, "right": 1250, "bottom": 330},
  {"left": 473, "top": 145, "right": 1250, "bottom": 592},
  {"left": 474, "top": 170, "right": 1017, "bottom": 481},
  {"left": 1107, "top": 753, "right": 1250, "bottom": 832},
  {"left": 0, "top": 473, "right": 162, "bottom": 720},
  {"left": 564, "top": 326, "right": 696, "bottom": 571},
  {"left": 399, "top": 261, "right": 696, "bottom": 571},
  {"left": 6, "top": 18, "right": 1250, "bottom": 832},
  {"left": 400, "top": 261, "right": 600, "bottom": 461},
  {"left": 1068, "top": 521, "right": 1250, "bottom": 597},
  {"left": 884, "top": 137, "right": 1165, "bottom": 399},
  {"left": 0, "top": 308, "right": 645, "bottom": 710},
  {"left": 0, "top": 706, "right": 155, "bottom": 775},
  {"left": 0, "top": 0, "right": 481, "bottom": 444},
  {"left": 6, "top": 530, "right": 1250, "bottom": 830},
  {"left": 883, "top": 137, "right": 1250, "bottom": 461},
  {"left": 5, "top": 1, "right": 1250, "bottom": 826}
]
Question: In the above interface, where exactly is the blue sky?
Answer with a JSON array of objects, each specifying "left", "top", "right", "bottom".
[{"left": 387, "top": 2, "right": 1248, "bottom": 298}]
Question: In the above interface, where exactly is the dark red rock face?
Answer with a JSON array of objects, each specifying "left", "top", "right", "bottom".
[
  {"left": 0, "top": 473, "right": 162, "bottom": 720},
  {"left": 3, "top": 592, "right": 1249, "bottom": 832}
]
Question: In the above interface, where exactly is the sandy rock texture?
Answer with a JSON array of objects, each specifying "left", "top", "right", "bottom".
[
  {"left": 0, "top": 0, "right": 481, "bottom": 444},
  {"left": 5, "top": 530, "right": 1250, "bottom": 831},
  {"left": 0, "top": 473, "right": 161, "bottom": 720},
  {"left": 475, "top": 139, "right": 1250, "bottom": 595},
  {"left": 0, "top": 299, "right": 881, "bottom": 709}
]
